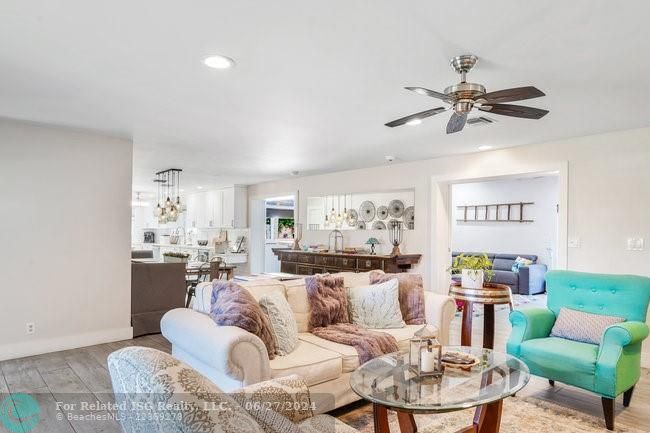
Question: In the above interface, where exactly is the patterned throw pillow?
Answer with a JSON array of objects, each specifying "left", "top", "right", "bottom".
[
  {"left": 305, "top": 274, "right": 348, "bottom": 329},
  {"left": 369, "top": 271, "right": 425, "bottom": 325},
  {"left": 259, "top": 292, "right": 299, "bottom": 356},
  {"left": 210, "top": 280, "right": 278, "bottom": 359},
  {"left": 347, "top": 279, "right": 405, "bottom": 329},
  {"left": 550, "top": 307, "right": 625, "bottom": 345},
  {"left": 511, "top": 256, "right": 534, "bottom": 272}
]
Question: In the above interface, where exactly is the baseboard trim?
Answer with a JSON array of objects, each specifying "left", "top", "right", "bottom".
[{"left": 0, "top": 327, "right": 133, "bottom": 361}]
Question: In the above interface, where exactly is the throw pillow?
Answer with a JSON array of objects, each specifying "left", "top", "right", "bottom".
[
  {"left": 511, "top": 256, "right": 534, "bottom": 273},
  {"left": 550, "top": 307, "right": 625, "bottom": 345},
  {"left": 369, "top": 271, "right": 425, "bottom": 325},
  {"left": 305, "top": 274, "right": 349, "bottom": 330},
  {"left": 210, "top": 280, "right": 278, "bottom": 359},
  {"left": 258, "top": 292, "right": 299, "bottom": 356},
  {"left": 191, "top": 281, "right": 214, "bottom": 314},
  {"left": 347, "top": 279, "right": 405, "bottom": 329}
]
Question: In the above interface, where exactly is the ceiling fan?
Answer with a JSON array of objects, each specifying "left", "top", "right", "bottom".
[{"left": 385, "top": 55, "right": 549, "bottom": 134}]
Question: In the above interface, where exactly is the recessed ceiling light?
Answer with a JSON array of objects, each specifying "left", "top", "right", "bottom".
[
  {"left": 197, "top": 186, "right": 203, "bottom": 189},
  {"left": 478, "top": 145, "right": 493, "bottom": 151},
  {"left": 406, "top": 119, "right": 422, "bottom": 126},
  {"left": 203, "top": 55, "right": 235, "bottom": 69}
]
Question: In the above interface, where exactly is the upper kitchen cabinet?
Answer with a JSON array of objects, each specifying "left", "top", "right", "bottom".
[
  {"left": 185, "top": 186, "right": 247, "bottom": 229},
  {"left": 221, "top": 185, "right": 247, "bottom": 228}
]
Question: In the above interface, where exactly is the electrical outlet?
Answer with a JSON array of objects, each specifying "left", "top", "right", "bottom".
[
  {"left": 627, "top": 237, "right": 645, "bottom": 251},
  {"left": 568, "top": 237, "right": 581, "bottom": 248},
  {"left": 26, "top": 322, "right": 35, "bottom": 335}
]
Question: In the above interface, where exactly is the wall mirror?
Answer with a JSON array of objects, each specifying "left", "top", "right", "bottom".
[{"left": 306, "top": 189, "right": 415, "bottom": 231}]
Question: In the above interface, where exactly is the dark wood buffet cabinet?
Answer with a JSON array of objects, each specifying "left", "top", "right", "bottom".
[{"left": 273, "top": 249, "right": 421, "bottom": 275}]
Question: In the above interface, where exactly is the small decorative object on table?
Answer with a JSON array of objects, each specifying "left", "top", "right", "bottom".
[
  {"left": 409, "top": 324, "right": 443, "bottom": 377},
  {"left": 441, "top": 351, "right": 480, "bottom": 371},
  {"left": 163, "top": 252, "right": 190, "bottom": 263},
  {"left": 448, "top": 252, "right": 494, "bottom": 289},
  {"left": 197, "top": 240, "right": 208, "bottom": 246},
  {"left": 365, "top": 237, "right": 380, "bottom": 255},
  {"left": 292, "top": 223, "right": 303, "bottom": 250},
  {"left": 388, "top": 220, "right": 404, "bottom": 256}
]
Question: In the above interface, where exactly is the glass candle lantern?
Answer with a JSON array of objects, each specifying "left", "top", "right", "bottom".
[{"left": 409, "top": 324, "right": 443, "bottom": 377}]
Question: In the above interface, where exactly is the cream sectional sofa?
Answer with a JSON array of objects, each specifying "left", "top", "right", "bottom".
[{"left": 161, "top": 270, "right": 456, "bottom": 413}]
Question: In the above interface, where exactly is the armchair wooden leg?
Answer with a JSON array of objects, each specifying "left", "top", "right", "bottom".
[
  {"left": 601, "top": 397, "right": 614, "bottom": 431},
  {"left": 623, "top": 386, "right": 635, "bottom": 407},
  {"left": 548, "top": 380, "right": 554, "bottom": 387}
]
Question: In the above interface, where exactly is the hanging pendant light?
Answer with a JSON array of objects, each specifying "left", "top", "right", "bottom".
[{"left": 153, "top": 169, "right": 184, "bottom": 223}]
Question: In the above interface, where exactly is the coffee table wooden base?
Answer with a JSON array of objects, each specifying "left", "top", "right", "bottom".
[{"left": 372, "top": 399, "right": 503, "bottom": 433}]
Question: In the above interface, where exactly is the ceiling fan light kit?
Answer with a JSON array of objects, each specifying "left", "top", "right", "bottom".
[{"left": 386, "top": 55, "right": 549, "bottom": 134}]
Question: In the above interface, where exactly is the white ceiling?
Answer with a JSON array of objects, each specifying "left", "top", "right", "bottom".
[{"left": 2, "top": 1, "right": 650, "bottom": 194}]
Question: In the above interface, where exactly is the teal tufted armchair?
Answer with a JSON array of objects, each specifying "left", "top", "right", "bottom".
[{"left": 507, "top": 270, "right": 650, "bottom": 430}]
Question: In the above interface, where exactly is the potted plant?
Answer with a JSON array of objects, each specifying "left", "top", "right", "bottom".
[
  {"left": 163, "top": 252, "right": 190, "bottom": 263},
  {"left": 448, "top": 253, "right": 494, "bottom": 289}
]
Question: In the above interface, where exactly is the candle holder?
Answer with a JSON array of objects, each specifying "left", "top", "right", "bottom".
[
  {"left": 388, "top": 220, "right": 404, "bottom": 256},
  {"left": 409, "top": 324, "right": 443, "bottom": 377}
]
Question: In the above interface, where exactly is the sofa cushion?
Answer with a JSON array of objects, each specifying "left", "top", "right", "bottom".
[
  {"left": 269, "top": 340, "right": 342, "bottom": 386},
  {"left": 193, "top": 279, "right": 286, "bottom": 315},
  {"left": 491, "top": 270, "right": 518, "bottom": 286},
  {"left": 347, "top": 279, "right": 405, "bottom": 329},
  {"left": 285, "top": 279, "right": 310, "bottom": 333},
  {"left": 332, "top": 271, "right": 383, "bottom": 288},
  {"left": 298, "top": 325, "right": 422, "bottom": 372},
  {"left": 519, "top": 337, "right": 598, "bottom": 391},
  {"left": 369, "top": 272, "right": 425, "bottom": 325}
]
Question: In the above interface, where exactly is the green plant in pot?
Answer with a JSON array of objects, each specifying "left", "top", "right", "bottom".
[{"left": 448, "top": 253, "right": 494, "bottom": 289}]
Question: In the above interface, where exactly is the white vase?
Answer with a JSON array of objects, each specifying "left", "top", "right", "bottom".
[{"left": 461, "top": 269, "right": 484, "bottom": 289}]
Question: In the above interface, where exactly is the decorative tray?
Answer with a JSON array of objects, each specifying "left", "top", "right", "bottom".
[{"left": 441, "top": 351, "right": 480, "bottom": 371}]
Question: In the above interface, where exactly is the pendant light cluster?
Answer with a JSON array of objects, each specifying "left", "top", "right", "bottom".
[
  {"left": 324, "top": 194, "right": 352, "bottom": 229},
  {"left": 153, "top": 169, "right": 184, "bottom": 224}
]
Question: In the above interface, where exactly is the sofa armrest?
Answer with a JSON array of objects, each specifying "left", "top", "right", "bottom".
[
  {"left": 518, "top": 264, "right": 547, "bottom": 295},
  {"left": 424, "top": 291, "right": 456, "bottom": 346},
  {"left": 161, "top": 308, "right": 271, "bottom": 387},
  {"left": 233, "top": 375, "right": 313, "bottom": 424},
  {"left": 595, "top": 321, "right": 649, "bottom": 397},
  {"left": 507, "top": 308, "right": 556, "bottom": 357}
]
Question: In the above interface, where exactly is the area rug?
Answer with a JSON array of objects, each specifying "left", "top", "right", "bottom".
[{"left": 337, "top": 396, "right": 648, "bottom": 433}]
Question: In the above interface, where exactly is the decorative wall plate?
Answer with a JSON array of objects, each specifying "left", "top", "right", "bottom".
[
  {"left": 388, "top": 200, "right": 405, "bottom": 218},
  {"left": 356, "top": 221, "right": 367, "bottom": 230},
  {"left": 376, "top": 205, "right": 389, "bottom": 220},
  {"left": 347, "top": 209, "right": 358, "bottom": 226},
  {"left": 403, "top": 206, "right": 415, "bottom": 229},
  {"left": 372, "top": 221, "right": 386, "bottom": 230},
  {"left": 359, "top": 201, "right": 376, "bottom": 222}
]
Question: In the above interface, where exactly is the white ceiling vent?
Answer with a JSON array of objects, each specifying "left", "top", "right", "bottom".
[{"left": 467, "top": 116, "right": 495, "bottom": 126}]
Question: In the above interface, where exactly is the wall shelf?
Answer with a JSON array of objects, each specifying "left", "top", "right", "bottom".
[{"left": 456, "top": 201, "right": 534, "bottom": 223}]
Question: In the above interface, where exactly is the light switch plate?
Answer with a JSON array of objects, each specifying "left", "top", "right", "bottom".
[
  {"left": 627, "top": 237, "right": 644, "bottom": 251},
  {"left": 568, "top": 237, "right": 580, "bottom": 248}
]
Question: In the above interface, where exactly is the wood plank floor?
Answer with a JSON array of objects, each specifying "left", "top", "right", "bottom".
[{"left": 1, "top": 306, "right": 648, "bottom": 432}]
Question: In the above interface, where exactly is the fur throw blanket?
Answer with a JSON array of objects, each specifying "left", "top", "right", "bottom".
[{"left": 311, "top": 323, "right": 399, "bottom": 364}]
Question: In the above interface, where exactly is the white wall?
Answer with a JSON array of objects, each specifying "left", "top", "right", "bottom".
[
  {"left": 248, "top": 127, "right": 650, "bottom": 367},
  {"left": 0, "top": 118, "right": 133, "bottom": 360},
  {"left": 451, "top": 176, "right": 559, "bottom": 266}
]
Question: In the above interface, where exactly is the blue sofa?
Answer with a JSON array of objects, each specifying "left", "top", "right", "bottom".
[{"left": 451, "top": 251, "right": 547, "bottom": 295}]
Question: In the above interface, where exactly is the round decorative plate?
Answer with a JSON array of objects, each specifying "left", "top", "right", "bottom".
[
  {"left": 376, "top": 205, "right": 389, "bottom": 220},
  {"left": 388, "top": 200, "right": 405, "bottom": 218},
  {"left": 347, "top": 209, "right": 358, "bottom": 227},
  {"left": 372, "top": 221, "right": 386, "bottom": 230},
  {"left": 356, "top": 221, "right": 367, "bottom": 230},
  {"left": 359, "top": 201, "right": 376, "bottom": 222},
  {"left": 403, "top": 206, "right": 414, "bottom": 229}
]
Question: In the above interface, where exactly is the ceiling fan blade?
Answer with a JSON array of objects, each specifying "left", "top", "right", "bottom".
[
  {"left": 479, "top": 104, "right": 549, "bottom": 119},
  {"left": 476, "top": 86, "right": 545, "bottom": 104},
  {"left": 446, "top": 112, "right": 467, "bottom": 134},
  {"left": 385, "top": 107, "right": 447, "bottom": 127},
  {"left": 405, "top": 87, "right": 452, "bottom": 102}
]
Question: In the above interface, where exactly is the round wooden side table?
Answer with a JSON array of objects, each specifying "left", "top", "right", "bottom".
[{"left": 449, "top": 281, "right": 513, "bottom": 349}]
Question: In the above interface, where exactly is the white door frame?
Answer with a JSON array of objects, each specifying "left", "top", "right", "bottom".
[{"left": 429, "top": 162, "right": 568, "bottom": 294}]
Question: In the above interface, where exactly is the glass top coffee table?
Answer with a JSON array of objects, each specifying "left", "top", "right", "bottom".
[{"left": 350, "top": 346, "right": 529, "bottom": 433}]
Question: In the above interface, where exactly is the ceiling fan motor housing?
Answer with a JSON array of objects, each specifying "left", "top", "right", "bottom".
[{"left": 444, "top": 82, "right": 486, "bottom": 113}]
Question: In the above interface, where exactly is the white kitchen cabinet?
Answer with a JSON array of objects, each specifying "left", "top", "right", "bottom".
[{"left": 185, "top": 186, "right": 247, "bottom": 229}]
